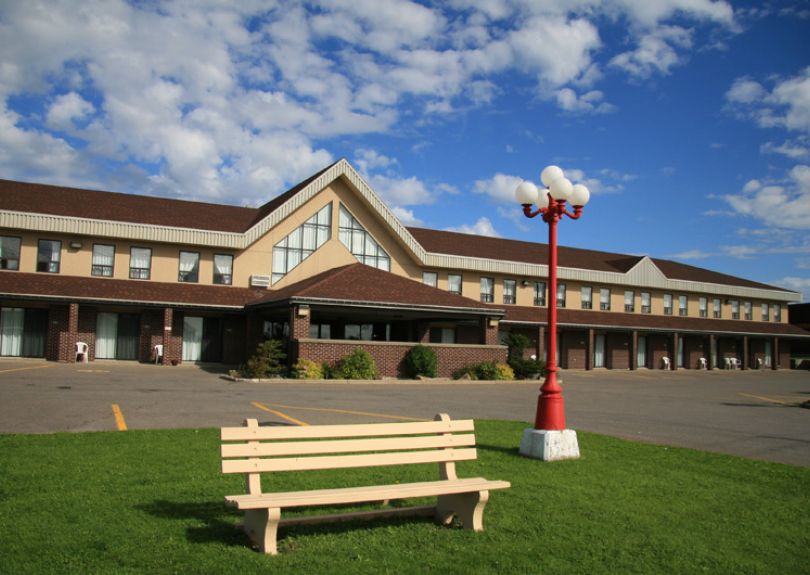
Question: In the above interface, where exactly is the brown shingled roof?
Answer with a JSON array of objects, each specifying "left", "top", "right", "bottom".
[
  {"left": 251, "top": 263, "right": 502, "bottom": 314},
  {"left": 0, "top": 161, "right": 339, "bottom": 234},
  {"left": 407, "top": 227, "right": 791, "bottom": 292},
  {"left": 500, "top": 305, "right": 810, "bottom": 337},
  {"left": 0, "top": 272, "right": 266, "bottom": 308}
]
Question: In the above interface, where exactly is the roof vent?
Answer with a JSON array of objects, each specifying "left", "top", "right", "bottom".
[{"left": 250, "top": 274, "right": 271, "bottom": 288}]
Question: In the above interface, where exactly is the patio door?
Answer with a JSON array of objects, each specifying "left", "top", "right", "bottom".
[
  {"left": 593, "top": 334, "right": 606, "bottom": 368},
  {"left": 0, "top": 307, "right": 24, "bottom": 356},
  {"left": 201, "top": 317, "right": 222, "bottom": 362},
  {"left": 182, "top": 316, "right": 203, "bottom": 361},
  {"left": 637, "top": 335, "right": 647, "bottom": 368},
  {"left": 22, "top": 309, "right": 47, "bottom": 357},
  {"left": 96, "top": 312, "right": 139, "bottom": 360}
]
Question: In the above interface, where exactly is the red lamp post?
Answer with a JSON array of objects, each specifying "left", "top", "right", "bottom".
[{"left": 515, "top": 166, "right": 590, "bottom": 459}]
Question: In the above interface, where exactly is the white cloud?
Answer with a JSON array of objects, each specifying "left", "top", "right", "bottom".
[
  {"left": 721, "top": 165, "right": 810, "bottom": 229},
  {"left": 473, "top": 173, "right": 524, "bottom": 203},
  {"left": 46, "top": 92, "right": 95, "bottom": 131},
  {"left": 670, "top": 249, "right": 713, "bottom": 259},
  {"left": 390, "top": 206, "right": 422, "bottom": 226},
  {"left": 760, "top": 139, "right": 810, "bottom": 160},
  {"left": 446, "top": 217, "right": 501, "bottom": 237},
  {"left": 555, "top": 88, "right": 616, "bottom": 114},
  {"left": 610, "top": 25, "right": 693, "bottom": 79},
  {"left": 726, "top": 67, "right": 810, "bottom": 134}
]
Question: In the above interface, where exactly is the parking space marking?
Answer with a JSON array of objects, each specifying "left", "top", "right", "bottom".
[
  {"left": 260, "top": 402, "right": 427, "bottom": 422},
  {"left": 111, "top": 404, "right": 128, "bottom": 431},
  {"left": 251, "top": 401, "right": 309, "bottom": 426},
  {"left": 0, "top": 364, "right": 56, "bottom": 374},
  {"left": 739, "top": 392, "right": 789, "bottom": 405}
]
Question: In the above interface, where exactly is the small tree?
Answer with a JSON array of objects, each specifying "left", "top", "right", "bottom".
[
  {"left": 403, "top": 345, "right": 438, "bottom": 378},
  {"left": 505, "top": 332, "right": 545, "bottom": 379},
  {"left": 244, "top": 339, "right": 287, "bottom": 378}
]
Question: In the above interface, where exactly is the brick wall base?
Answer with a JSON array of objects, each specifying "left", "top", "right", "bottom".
[{"left": 294, "top": 339, "right": 507, "bottom": 378}]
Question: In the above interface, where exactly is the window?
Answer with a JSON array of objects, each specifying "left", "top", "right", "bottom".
[
  {"left": 713, "top": 298, "right": 721, "bottom": 319},
  {"left": 699, "top": 297, "right": 708, "bottom": 318},
  {"left": 129, "top": 247, "right": 151, "bottom": 279},
  {"left": 339, "top": 204, "right": 389, "bottom": 271},
  {"left": 36, "top": 239, "right": 61, "bottom": 273},
  {"left": 503, "top": 279, "right": 516, "bottom": 304},
  {"left": 625, "top": 290, "right": 635, "bottom": 312},
  {"left": 448, "top": 273, "right": 462, "bottom": 295},
  {"left": 641, "top": 291, "right": 651, "bottom": 314},
  {"left": 91, "top": 244, "right": 114, "bottom": 277},
  {"left": 178, "top": 251, "right": 200, "bottom": 283},
  {"left": 600, "top": 288, "right": 611, "bottom": 311},
  {"left": 774, "top": 303, "right": 782, "bottom": 322},
  {"left": 581, "top": 286, "right": 593, "bottom": 309},
  {"left": 679, "top": 295, "right": 688, "bottom": 316},
  {"left": 731, "top": 300, "right": 739, "bottom": 320},
  {"left": 761, "top": 303, "right": 769, "bottom": 321},
  {"left": 274, "top": 203, "right": 332, "bottom": 283},
  {"left": 423, "top": 271, "right": 438, "bottom": 288},
  {"left": 430, "top": 327, "right": 456, "bottom": 344},
  {"left": 663, "top": 293, "right": 673, "bottom": 315},
  {"left": 534, "top": 282, "right": 546, "bottom": 306},
  {"left": 213, "top": 254, "right": 233, "bottom": 285},
  {"left": 744, "top": 301, "right": 752, "bottom": 321},
  {"left": 557, "top": 283, "right": 566, "bottom": 308},
  {"left": 0, "top": 236, "right": 21, "bottom": 270},
  {"left": 309, "top": 323, "right": 332, "bottom": 339},
  {"left": 480, "top": 277, "right": 494, "bottom": 303}
]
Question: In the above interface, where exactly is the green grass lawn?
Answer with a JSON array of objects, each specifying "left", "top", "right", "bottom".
[{"left": 1, "top": 421, "right": 808, "bottom": 575}]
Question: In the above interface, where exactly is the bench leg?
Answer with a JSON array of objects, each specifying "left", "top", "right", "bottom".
[
  {"left": 243, "top": 508, "right": 281, "bottom": 555},
  {"left": 435, "top": 490, "right": 490, "bottom": 532}
]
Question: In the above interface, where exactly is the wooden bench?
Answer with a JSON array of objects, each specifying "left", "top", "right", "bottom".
[{"left": 221, "top": 413, "right": 511, "bottom": 554}]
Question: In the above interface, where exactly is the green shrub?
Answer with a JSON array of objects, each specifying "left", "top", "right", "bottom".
[
  {"left": 403, "top": 344, "right": 438, "bottom": 378},
  {"left": 331, "top": 348, "right": 378, "bottom": 380},
  {"left": 504, "top": 332, "right": 545, "bottom": 379},
  {"left": 494, "top": 362, "right": 515, "bottom": 380},
  {"left": 452, "top": 365, "right": 478, "bottom": 380},
  {"left": 243, "top": 339, "right": 287, "bottom": 378},
  {"left": 292, "top": 358, "right": 324, "bottom": 379}
]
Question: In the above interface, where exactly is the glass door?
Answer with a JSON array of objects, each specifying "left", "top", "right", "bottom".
[
  {"left": 637, "top": 335, "right": 647, "bottom": 368},
  {"left": 182, "top": 316, "right": 203, "bottom": 361},
  {"left": 22, "top": 309, "right": 47, "bottom": 357},
  {"left": 0, "top": 307, "right": 24, "bottom": 356},
  {"left": 116, "top": 314, "right": 139, "bottom": 360},
  {"left": 593, "top": 334, "right": 606, "bottom": 368},
  {"left": 96, "top": 312, "right": 118, "bottom": 359}
]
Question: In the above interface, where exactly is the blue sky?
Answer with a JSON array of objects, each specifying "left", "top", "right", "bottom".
[{"left": 1, "top": 1, "right": 809, "bottom": 300}]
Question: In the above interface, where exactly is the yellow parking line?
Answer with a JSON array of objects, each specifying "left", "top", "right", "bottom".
[
  {"left": 111, "top": 404, "right": 128, "bottom": 431},
  {"left": 0, "top": 364, "right": 56, "bottom": 374},
  {"left": 251, "top": 401, "right": 309, "bottom": 426},
  {"left": 262, "top": 402, "right": 427, "bottom": 422},
  {"left": 739, "top": 392, "right": 787, "bottom": 405}
]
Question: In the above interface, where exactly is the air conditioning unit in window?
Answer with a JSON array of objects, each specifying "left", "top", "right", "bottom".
[{"left": 250, "top": 274, "right": 271, "bottom": 288}]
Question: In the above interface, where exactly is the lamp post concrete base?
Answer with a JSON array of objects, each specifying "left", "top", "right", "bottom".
[{"left": 519, "top": 428, "right": 580, "bottom": 461}]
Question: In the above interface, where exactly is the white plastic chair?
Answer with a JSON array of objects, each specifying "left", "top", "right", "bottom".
[
  {"left": 153, "top": 344, "right": 164, "bottom": 365},
  {"left": 724, "top": 357, "right": 731, "bottom": 369},
  {"left": 755, "top": 357, "right": 763, "bottom": 369},
  {"left": 698, "top": 357, "right": 707, "bottom": 370},
  {"left": 75, "top": 342, "right": 89, "bottom": 363},
  {"left": 661, "top": 357, "right": 670, "bottom": 370}
]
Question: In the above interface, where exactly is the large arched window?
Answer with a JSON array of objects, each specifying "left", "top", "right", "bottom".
[
  {"left": 338, "top": 204, "right": 390, "bottom": 271},
  {"left": 272, "top": 203, "right": 332, "bottom": 284}
]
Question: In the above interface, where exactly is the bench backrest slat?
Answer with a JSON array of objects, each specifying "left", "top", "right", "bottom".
[
  {"left": 220, "top": 418, "right": 474, "bottom": 441},
  {"left": 221, "top": 433, "right": 476, "bottom": 459},
  {"left": 222, "top": 447, "right": 477, "bottom": 474}
]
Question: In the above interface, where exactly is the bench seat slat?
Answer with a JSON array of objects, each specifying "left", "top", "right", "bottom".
[
  {"left": 221, "top": 433, "right": 477, "bottom": 458},
  {"left": 221, "top": 419, "right": 474, "bottom": 441},
  {"left": 222, "top": 447, "right": 477, "bottom": 474},
  {"left": 225, "top": 477, "right": 511, "bottom": 509}
]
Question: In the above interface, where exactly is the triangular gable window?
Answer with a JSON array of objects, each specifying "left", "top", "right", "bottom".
[
  {"left": 272, "top": 203, "right": 332, "bottom": 284},
  {"left": 338, "top": 204, "right": 390, "bottom": 271}
]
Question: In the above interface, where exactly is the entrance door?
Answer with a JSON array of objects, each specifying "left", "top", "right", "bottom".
[
  {"left": 593, "top": 334, "right": 606, "bottom": 368},
  {"left": 182, "top": 316, "right": 203, "bottom": 361},
  {"left": 637, "top": 335, "right": 647, "bottom": 368}
]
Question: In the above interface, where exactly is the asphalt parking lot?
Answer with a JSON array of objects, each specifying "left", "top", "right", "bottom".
[{"left": 0, "top": 359, "right": 808, "bottom": 467}]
